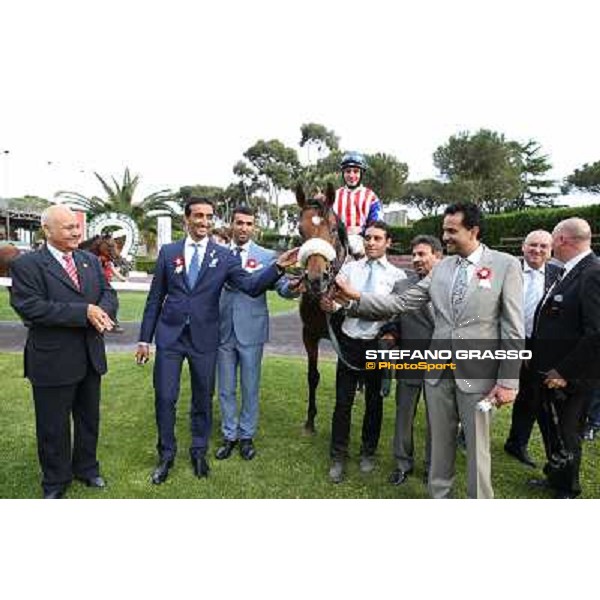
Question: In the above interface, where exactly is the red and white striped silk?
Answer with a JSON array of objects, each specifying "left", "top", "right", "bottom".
[
  {"left": 62, "top": 254, "right": 80, "bottom": 289},
  {"left": 333, "top": 186, "right": 377, "bottom": 234}
]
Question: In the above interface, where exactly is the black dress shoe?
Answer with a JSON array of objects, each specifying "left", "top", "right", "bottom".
[
  {"left": 215, "top": 440, "right": 237, "bottom": 460},
  {"left": 151, "top": 459, "right": 174, "bottom": 485},
  {"left": 239, "top": 439, "right": 256, "bottom": 461},
  {"left": 582, "top": 425, "right": 598, "bottom": 442},
  {"left": 43, "top": 488, "right": 66, "bottom": 499},
  {"left": 555, "top": 490, "right": 579, "bottom": 499},
  {"left": 504, "top": 442, "right": 537, "bottom": 468},
  {"left": 75, "top": 475, "right": 106, "bottom": 488},
  {"left": 192, "top": 456, "right": 210, "bottom": 478},
  {"left": 388, "top": 468, "right": 411, "bottom": 486}
]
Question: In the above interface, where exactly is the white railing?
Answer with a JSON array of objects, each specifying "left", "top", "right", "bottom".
[{"left": 0, "top": 277, "right": 151, "bottom": 292}]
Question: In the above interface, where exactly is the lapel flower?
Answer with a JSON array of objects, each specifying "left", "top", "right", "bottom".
[
  {"left": 174, "top": 256, "right": 184, "bottom": 275},
  {"left": 245, "top": 257, "right": 262, "bottom": 271},
  {"left": 476, "top": 266, "right": 492, "bottom": 289}
]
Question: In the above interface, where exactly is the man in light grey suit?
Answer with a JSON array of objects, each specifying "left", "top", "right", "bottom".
[
  {"left": 336, "top": 203, "right": 524, "bottom": 498},
  {"left": 215, "top": 206, "right": 295, "bottom": 461},
  {"left": 379, "top": 235, "right": 442, "bottom": 487}
]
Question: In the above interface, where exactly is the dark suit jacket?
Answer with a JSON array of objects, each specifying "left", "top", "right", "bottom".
[
  {"left": 379, "top": 273, "right": 435, "bottom": 384},
  {"left": 531, "top": 252, "right": 600, "bottom": 386},
  {"left": 10, "top": 246, "right": 118, "bottom": 387},
  {"left": 139, "top": 239, "right": 282, "bottom": 353},
  {"left": 521, "top": 260, "right": 562, "bottom": 321}
]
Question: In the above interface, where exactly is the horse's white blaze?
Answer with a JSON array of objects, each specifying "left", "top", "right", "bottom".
[{"left": 311, "top": 215, "right": 322, "bottom": 226}]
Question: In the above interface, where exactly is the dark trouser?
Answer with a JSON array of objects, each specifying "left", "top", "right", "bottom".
[
  {"left": 538, "top": 385, "right": 588, "bottom": 496},
  {"left": 330, "top": 335, "right": 383, "bottom": 459},
  {"left": 393, "top": 380, "right": 431, "bottom": 474},
  {"left": 585, "top": 388, "right": 600, "bottom": 428},
  {"left": 154, "top": 326, "right": 217, "bottom": 461},
  {"left": 506, "top": 342, "right": 550, "bottom": 451},
  {"left": 32, "top": 371, "right": 101, "bottom": 494}
]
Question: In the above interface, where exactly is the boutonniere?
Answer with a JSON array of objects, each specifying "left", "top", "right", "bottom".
[
  {"left": 208, "top": 251, "right": 219, "bottom": 268},
  {"left": 476, "top": 266, "right": 492, "bottom": 289},
  {"left": 174, "top": 256, "right": 184, "bottom": 274},
  {"left": 245, "top": 257, "right": 263, "bottom": 272}
]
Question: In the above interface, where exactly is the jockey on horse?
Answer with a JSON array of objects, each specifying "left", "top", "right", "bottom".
[{"left": 333, "top": 151, "right": 384, "bottom": 258}]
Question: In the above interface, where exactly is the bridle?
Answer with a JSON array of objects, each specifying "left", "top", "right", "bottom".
[
  {"left": 298, "top": 200, "right": 368, "bottom": 371},
  {"left": 298, "top": 199, "right": 348, "bottom": 298}
]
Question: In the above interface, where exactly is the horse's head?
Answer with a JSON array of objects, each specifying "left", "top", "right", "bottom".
[
  {"left": 79, "top": 234, "right": 119, "bottom": 261},
  {"left": 0, "top": 244, "right": 21, "bottom": 277},
  {"left": 98, "top": 234, "right": 119, "bottom": 260},
  {"left": 296, "top": 182, "right": 347, "bottom": 298}
]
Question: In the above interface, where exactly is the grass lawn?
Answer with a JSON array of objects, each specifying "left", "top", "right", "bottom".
[
  {"left": 1, "top": 353, "right": 598, "bottom": 499},
  {"left": 0, "top": 288, "right": 298, "bottom": 322}
]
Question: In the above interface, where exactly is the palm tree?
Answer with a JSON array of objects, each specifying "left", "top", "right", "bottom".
[{"left": 57, "top": 168, "right": 181, "bottom": 249}]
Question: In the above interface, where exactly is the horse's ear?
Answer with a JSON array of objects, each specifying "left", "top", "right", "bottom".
[
  {"left": 325, "top": 182, "right": 336, "bottom": 208},
  {"left": 296, "top": 183, "right": 306, "bottom": 208}
]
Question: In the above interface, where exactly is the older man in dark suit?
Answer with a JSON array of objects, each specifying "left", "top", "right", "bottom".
[
  {"left": 529, "top": 218, "right": 600, "bottom": 498},
  {"left": 504, "top": 230, "right": 561, "bottom": 467},
  {"left": 10, "top": 205, "right": 118, "bottom": 499}
]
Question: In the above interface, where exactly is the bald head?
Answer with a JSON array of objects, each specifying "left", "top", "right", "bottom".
[
  {"left": 552, "top": 217, "right": 592, "bottom": 262},
  {"left": 522, "top": 229, "right": 552, "bottom": 269},
  {"left": 553, "top": 218, "right": 592, "bottom": 242},
  {"left": 41, "top": 205, "right": 76, "bottom": 227},
  {"left": 41, "top": 205, "right": 82, "bottom": 253}
]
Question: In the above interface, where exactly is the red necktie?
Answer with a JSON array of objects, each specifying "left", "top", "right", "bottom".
[{"left": 62, "top": 254, "right": 80, "bottom": 290}]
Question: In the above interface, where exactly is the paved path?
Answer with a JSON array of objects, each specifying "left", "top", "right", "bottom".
[{"left": 0, "top": 312, "right": 336, "bottom": 357}]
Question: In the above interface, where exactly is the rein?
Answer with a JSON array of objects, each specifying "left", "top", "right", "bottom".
[{"left": 299, "top": 202, "right": 367, "bottom": 372}]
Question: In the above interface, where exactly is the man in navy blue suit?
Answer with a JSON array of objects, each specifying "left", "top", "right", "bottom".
[{"left": 136, "top": 197, "right": 297, "bottom": 484}]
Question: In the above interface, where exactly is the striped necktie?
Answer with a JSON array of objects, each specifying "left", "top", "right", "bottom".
[{"left": 62, "top": 254, "right": 80, "bottom": 289}]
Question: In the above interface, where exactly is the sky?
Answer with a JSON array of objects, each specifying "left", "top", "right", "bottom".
[{"left": 1, "top": 0, "right": 599, "bottom": 210}]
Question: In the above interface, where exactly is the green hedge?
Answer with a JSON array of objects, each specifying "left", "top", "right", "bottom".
[
  {"left": 135, "top": 258, "right": 157, "bottom": 274},
  {"left": 258, "top": 232, "right": 302, "bottom": 251},
  {"left": 388, "top": 204, "right": 600, "bottom": 255}
]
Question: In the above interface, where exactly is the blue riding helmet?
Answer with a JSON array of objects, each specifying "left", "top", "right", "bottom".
[{"left": 340, "top": 151, "right": 368, "bottom": 172}]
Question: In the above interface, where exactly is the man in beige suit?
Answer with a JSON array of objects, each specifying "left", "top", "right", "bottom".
[{"left": 336, "top": 203, "right": 524, "bottom": 498}]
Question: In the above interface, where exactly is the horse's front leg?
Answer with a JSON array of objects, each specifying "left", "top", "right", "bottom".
[{"left": 303, "top": 331, "right": 319, "bottom": 435}]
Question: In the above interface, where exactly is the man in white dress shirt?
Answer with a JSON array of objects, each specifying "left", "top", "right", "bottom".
[
  {"left": 504, "top": 230, "right": 561, "bottom": 468},
  {"left": 321, "top": 221, "right": 406, "bottom": 483}
]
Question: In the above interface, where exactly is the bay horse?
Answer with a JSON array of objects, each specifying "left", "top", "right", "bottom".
[
  {"left": 79, "top": 233, "right": 119, "bottom": 260},
  {"left": 296, "top": 183, "right": 349, "bottom": 433},
  {"left": 79, "top": 233, "right": 123, "bottom": 278},
  {"left": 0, "top": 244, "right": 21, "bottom": 277}
]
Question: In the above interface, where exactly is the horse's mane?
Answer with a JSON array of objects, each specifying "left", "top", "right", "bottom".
[
  {"left": 78, "top": 235, "right": 99, "bottom": 252},
  {"left": 299, "top": 194, "right": 349, "bottom": 258}
]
